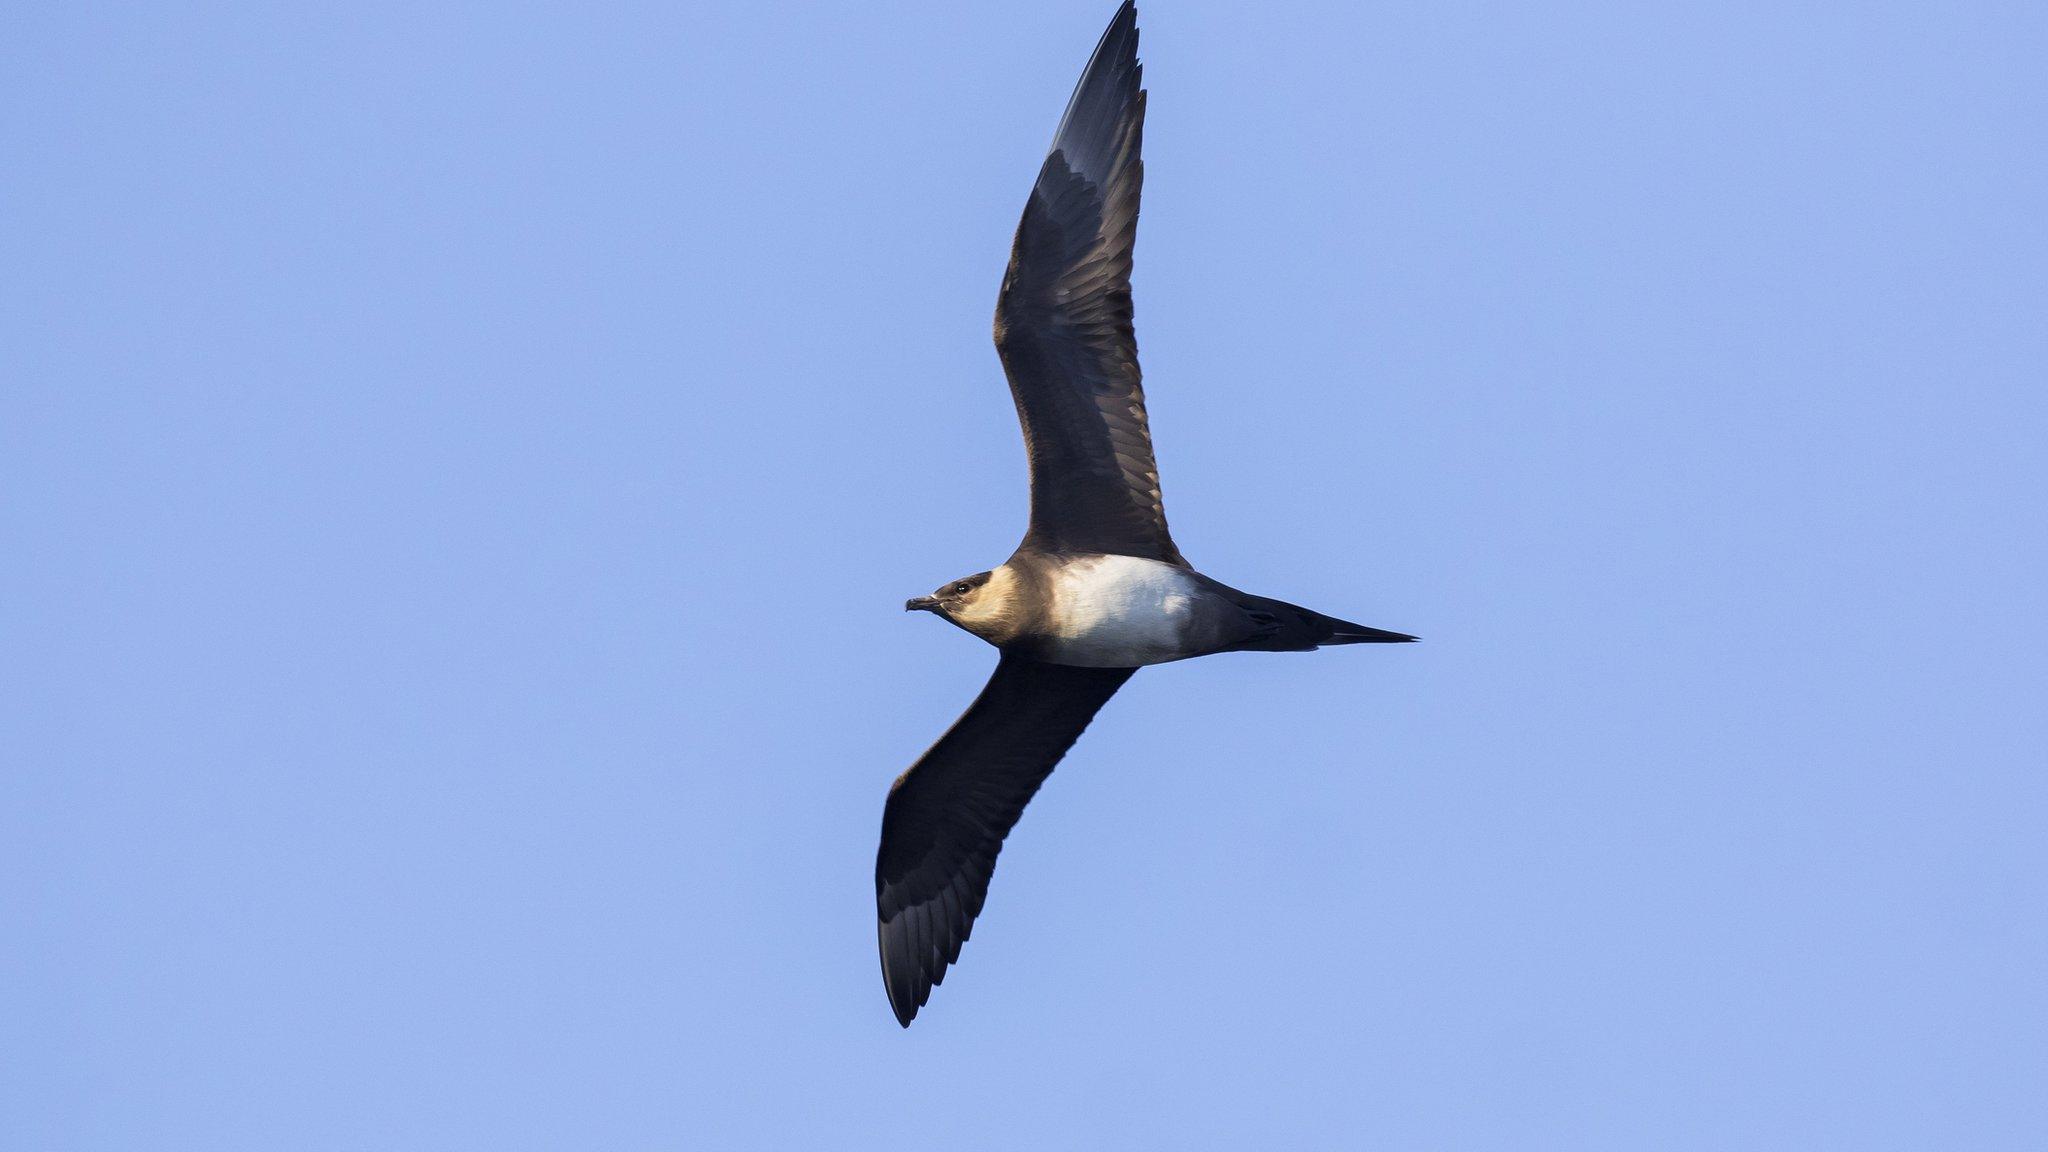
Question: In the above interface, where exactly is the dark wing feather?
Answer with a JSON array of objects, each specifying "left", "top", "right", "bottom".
[
  {"left": 994, "top": 2, "right": 1184, "bottom": 565},
  {"left": 876, "top": 655, "right": 1136, "bottom": 1026}
]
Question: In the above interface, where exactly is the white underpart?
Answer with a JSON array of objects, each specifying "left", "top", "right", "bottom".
[{"left": 1043, "top": 554, "right": 1203, "bottom": 667}]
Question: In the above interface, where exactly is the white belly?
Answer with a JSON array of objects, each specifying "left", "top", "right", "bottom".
[{"left": 1041, "top": 554, "right": 1203, "bottom": 667}]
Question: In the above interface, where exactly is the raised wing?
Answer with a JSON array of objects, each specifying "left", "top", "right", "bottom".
[
  {"left": 875, "top": 655, "right": 1136, "bottom": 1026},
  {"left": 994, "top": 2, "right": 1184, "bottom": 566}
]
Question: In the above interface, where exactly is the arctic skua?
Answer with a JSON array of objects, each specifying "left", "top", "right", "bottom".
[{"left": 878, "top": 1, "right": 1415, "bottom": 1027}]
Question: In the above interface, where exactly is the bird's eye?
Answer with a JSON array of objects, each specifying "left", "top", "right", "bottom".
[{"left": 954, "top": 583, "right": 972, "bottom": 595}]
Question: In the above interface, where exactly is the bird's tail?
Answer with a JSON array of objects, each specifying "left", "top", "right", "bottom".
[{"left": 1230, "top": 594, "right": 1417, "bottom": 652}]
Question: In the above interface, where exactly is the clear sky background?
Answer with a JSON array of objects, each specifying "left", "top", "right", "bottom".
[{"left": 5, "top": 1, "right": 2044, "bottom": 1148}]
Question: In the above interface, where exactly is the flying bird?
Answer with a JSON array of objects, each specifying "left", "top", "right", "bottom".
[{"left": 877, "top": 1, "right": 1414, "bottom": 1027}]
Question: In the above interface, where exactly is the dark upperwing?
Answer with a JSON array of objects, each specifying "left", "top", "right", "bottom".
[{"left": 993, "top": 2, "right": 1186, "bottom": 567}]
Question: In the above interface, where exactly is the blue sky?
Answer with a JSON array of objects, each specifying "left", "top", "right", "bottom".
[{"left": 5, "top": 1, "right": 2044, "bottom": 1147}]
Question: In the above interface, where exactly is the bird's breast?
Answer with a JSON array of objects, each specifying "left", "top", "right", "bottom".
[{"left": 1036, "top": 554, "right": 1209, "bottom": 667}]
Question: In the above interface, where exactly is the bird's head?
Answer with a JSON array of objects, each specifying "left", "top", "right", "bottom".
[{"left": 906, "top": 568, "right": 1018, "bottom": 644}]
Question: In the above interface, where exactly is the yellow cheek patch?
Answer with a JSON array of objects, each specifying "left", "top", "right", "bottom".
[{"left": 952, "top": 566, "right": 1018, "bottom": 627}]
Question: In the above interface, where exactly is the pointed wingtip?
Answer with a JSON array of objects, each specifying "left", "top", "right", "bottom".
[
  {"left": 883, "top": 969, "right": 921, "bottom": 1028},
  {"left": 879, "top": 917, "right": 924, "bottom": 1028},
  {"left": 1046, "top": 0, "right": 1145, "bottom": 178}
]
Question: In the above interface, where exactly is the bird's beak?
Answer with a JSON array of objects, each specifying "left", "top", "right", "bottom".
[{"left": 905, "top": 596, "right": 941, "bottom": 613}]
